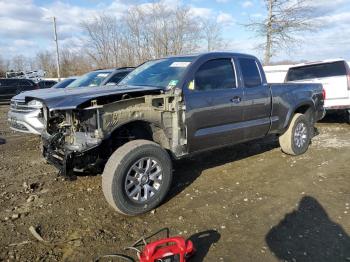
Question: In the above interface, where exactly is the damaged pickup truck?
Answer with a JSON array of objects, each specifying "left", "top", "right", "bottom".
[{"left": 22, "top": 52, "right": 325, "bottom": 215}]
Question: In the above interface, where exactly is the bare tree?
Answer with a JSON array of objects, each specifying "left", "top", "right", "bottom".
[
  {"left": 125, "top": 6, "right": 152, "bottom": 63},
  {"left": 11, "top": 55, "right": 30, "bottom": 71},
  {"left": 4, "top": 2, "right": 225, "bottom": 77},
  {"left": 201, "top": 18, "right": 223, "bottom": 52},
  {"left": 0, "top": 56, "right": 7, "bottom": 77},
  {"left": 245, "top": 0, "right": 315, "bottom": 65},
  {"left": 81, "top": 14, "right": 125, "bottom": 68},
  {"left": 36, "top": 51, "right": 56, "bottom": 77},
  {"left": 170, "top": 5, "right": 201, "bottom": 55},
  {"left": 81, "top": 2, "right": 203, "bottom": 68},
  {"left": 60, "top": 48, "right": 94, "bottom": 77}
]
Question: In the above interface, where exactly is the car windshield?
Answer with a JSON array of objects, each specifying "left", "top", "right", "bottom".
[
  {"left": 67, "top": 71, "right": 112, "bottom": 88},
  {"left": 119, "top": 57, "right": 195, "bottom": 88},
  {"left": 52, "top": 78, "right": 76, "bottom": 88}
]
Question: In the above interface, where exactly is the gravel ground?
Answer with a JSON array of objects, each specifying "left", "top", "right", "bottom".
[{"left": 0, "top": 104, "right": 349, "bottom": 262}]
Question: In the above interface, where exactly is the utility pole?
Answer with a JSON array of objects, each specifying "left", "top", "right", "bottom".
[{"left": 52, "top": 16, "right": 61, "bottom": 81}]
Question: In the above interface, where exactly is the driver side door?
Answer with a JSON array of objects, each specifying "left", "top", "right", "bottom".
[{"left": 184, "top": 58, "right": 245, "bottom": 153}]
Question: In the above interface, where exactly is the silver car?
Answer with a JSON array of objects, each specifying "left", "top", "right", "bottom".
[
  {"left": 8, "top": 77, "right": 77, "bottom": 135},
  {"left": 8, "top": 68, "right": 133, "bottom": 135},
  {"left": 8, "top": 99, "right": 44, "bottom": 135}
]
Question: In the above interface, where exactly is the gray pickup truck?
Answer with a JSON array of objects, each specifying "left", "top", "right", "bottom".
[{"left": 20, "top": 52, "right": 325, "bottom": 215}]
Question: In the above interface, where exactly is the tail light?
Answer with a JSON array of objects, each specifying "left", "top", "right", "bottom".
[
  {"left": 345, "top": 62, "right": 350, "bottom": 90},
  {"left": 322, "top": 88, "right": 326, "bottom": 100}
]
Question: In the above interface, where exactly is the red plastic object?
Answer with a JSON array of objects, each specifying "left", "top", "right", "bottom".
[{"left": 139, "top": 236, "right": 195, "bottom": 262}]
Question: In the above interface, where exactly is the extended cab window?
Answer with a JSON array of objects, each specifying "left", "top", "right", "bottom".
[
  {"left": 192, "top": 59, "right": 236, "bottom": 91},
  {"left": 239, "top": 58, "right": 262, "bottom": 88}
]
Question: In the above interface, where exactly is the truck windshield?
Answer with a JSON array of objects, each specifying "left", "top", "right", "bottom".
[
  {"left": 67, "top": 71, "right": 112, "bottom": 88},
  {"left": 119, "top": 57, "right": 195, "bottom": 89},
  {"left": 286, "top": 61, "right": 347, "bottom": 81}
]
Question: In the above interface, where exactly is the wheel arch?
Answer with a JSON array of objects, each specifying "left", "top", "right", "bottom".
[
  {"left": 107, "top": 119, "right": 171, "bottom": 150},
  {"left": 283, "top": 101, "right": 315, "bottom": 131}
]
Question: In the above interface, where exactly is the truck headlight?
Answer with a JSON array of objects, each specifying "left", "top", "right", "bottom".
[{"left": 28, "top": 100, "right": 43, "bottom": 109}]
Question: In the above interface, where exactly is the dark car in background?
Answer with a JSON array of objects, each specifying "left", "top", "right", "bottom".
[
  {"left": 65, "top": 67, "right": 134, "bottom": 88},
  {"left": 37, "top": 80, "right": 58, "bottom": 89},
  {"left": 66, "top": 69, "right": 114, "bottom": 88},
  {"left": 101, "top": 67, "right": 135, "bottom": 86},
  {"left": 0, "top": 78, "right": 38, "bottom": 102}
]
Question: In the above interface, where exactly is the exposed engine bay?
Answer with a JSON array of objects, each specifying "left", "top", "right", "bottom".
[{"left": 41, "top": 90, "right": 187, "bottom": 176}]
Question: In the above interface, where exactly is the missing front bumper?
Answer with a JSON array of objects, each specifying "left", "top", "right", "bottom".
[
  {"left": 42, "top": 142, "right": 105, "bottom": 177},
  {"left": 43, "top": 146, "right": 75, "bottom": 177}
]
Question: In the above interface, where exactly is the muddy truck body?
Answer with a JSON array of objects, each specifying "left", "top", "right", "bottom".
[{"left": 22, "top": 52, "right": 325, "bottom": 215}]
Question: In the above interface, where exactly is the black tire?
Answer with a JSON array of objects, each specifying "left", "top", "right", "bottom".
[
  {"left": 102, "top": 140, "right": 172, "bottom": 216},
  {"left": 279, "top": 113, "right": 311, "bottom": 156},
  {"left": 346, "top": 110, "right": 350, "bottom": 124}
]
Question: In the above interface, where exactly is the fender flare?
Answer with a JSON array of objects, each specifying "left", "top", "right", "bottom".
[{"left": 283, "top": 100, "right": 315, "bottom": 130}]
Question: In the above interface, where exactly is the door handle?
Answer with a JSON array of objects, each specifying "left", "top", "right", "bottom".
[{"left": 231, "top": 96, "right": 242, "bottom": 103}]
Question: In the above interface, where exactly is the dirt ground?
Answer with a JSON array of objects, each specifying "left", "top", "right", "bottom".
[{"left": 0, "top": 104, "right": 349, "bottom": 262}]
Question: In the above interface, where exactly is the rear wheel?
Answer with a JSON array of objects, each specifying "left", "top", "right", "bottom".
[
  {"left": 279, "top": 113, "right": 311, "bottom": 156},
  {"left": 102, "top": 140, "right": 172, "bottom": 216}
]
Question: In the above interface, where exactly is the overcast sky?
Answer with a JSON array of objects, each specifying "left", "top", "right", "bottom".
[{"left": 0, "top": 0, "right": 350, "bottom": 63}]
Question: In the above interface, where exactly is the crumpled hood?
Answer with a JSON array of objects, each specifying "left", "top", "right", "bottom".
[{"left": 13, "top": 85, "right": 163, "bottom": 111}]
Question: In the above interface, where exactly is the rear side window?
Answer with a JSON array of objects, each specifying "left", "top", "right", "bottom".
[
  {"left": 286, "top": 61, "right": 347, "bottom": 81},
  {"left": 193, "top": 59, "right": 236, "bottom": 91},
  {"left": 239, "top": 58, "right": 262, "bottom": 88}
]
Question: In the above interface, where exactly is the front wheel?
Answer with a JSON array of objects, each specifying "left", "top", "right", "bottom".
[
  {"left": 279, "top": 113, "right": 311, "bottom": 156},
  {"left": 102, "top": 140, "right": 172, "bottom": 216}
]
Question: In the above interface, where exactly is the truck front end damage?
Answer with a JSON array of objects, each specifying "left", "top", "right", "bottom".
[
  {"left": 42, "top": 106, "right": 104, "bottom": 176},
  {"left": 41, "top": 91, "right": 187, "bottom": 177}
]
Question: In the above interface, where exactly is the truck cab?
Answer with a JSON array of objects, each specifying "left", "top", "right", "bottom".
[{"left": 182, "top": 54, "right": 271, "bottom": 152}]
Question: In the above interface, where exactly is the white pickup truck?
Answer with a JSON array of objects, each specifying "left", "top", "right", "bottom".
[{"left": 285, "top": 59, "right": 350, "bottom": 123}]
